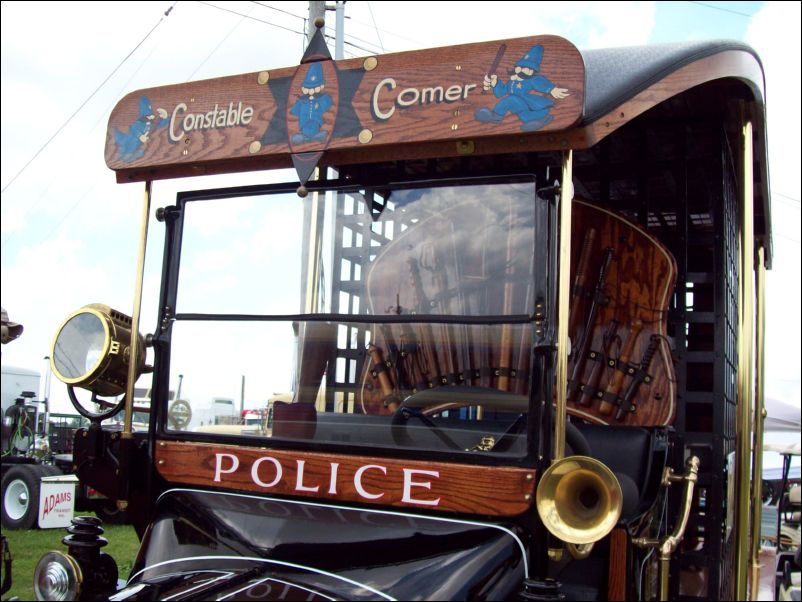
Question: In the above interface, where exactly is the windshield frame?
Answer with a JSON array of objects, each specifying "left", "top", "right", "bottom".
[{"left": 150, "top": 173, "right": 555, "bottom": 468}]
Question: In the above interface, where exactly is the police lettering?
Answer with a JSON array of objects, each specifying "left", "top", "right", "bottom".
[
  {"left": 372, "top": 77, "right": 477, "bottom": 121},
  {"left": 213, "top": 453, "right": 441, "bottom": 506},
  {"left": 169, "top": 101, "right": 254, "bottom": 142}
]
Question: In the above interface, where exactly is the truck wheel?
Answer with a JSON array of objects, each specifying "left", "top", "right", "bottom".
[
  {"left": 1, "top": 465, "right": 42, "bottom": 529},
  {"left": 96, "top": 500, "right": 128, "bottom": 525}
]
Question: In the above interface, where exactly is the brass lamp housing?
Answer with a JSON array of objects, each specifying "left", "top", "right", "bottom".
[{"left": 50, "top": 304, "right": 145, "bottom": 397}]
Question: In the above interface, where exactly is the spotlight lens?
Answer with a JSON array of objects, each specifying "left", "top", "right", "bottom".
[{"left": 53, "top": 312, "right": 106, "bottom": 380}]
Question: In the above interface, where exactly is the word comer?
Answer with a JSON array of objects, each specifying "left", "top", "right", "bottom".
[
  {"left": 213, "top": 453, "right": 441, "bottom": 507},
  {"left": 169, "top": 102, "right": 254, "bottom": 142}
]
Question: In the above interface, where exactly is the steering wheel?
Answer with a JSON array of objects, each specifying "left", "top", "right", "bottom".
[{"left": 390, "top": 387, "right": 528, "bottom": 449}]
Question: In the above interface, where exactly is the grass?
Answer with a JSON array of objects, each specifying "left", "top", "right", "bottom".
[{"left": 1, "top": 514, "right": 140, "bottom": 601}]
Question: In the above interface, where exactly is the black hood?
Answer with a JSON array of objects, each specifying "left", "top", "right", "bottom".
[{"left": 115, "top": 488, "right": 527, "bottom": 600}]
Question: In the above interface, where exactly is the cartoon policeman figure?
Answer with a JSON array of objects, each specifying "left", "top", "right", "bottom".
[
  {"left": 290, "top": 63, "right": 333, "bottom": 145},
  {"left": 475, "top": 44, "right": 570, "bottom": 132},
  {"left": 113, "top": 96, "right": 168, "bottom": 163}
]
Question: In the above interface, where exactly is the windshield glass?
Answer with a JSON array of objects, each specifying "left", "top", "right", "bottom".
[{"left": 167, "top": 178, "right": 544, "bottom": 459}]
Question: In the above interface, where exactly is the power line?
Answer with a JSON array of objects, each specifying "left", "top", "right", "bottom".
[
  {"left": 773, "top": 191, "right": 801, "bottom": 205},
  {"left": 687, "top": 1, "right": 754, "bottom": 18},
  {"left": 366, "top": 2, "right": 385, "bottom": 52},
  {"left": 250, "top": 1, "right": 304, "bottom": 21},
  {"left": 774, "top": 231, "right": 801, "bottom": 245},
  {"left": 329, "top": 27, "right": 385, "bottom": 54},
  {"left": 0, "top": 25, "right": 170, "bottom": 254},
  {"left": 197, "top": 1, "right": 304, "bottom": 36},
  {"left": 324, "top": 34, "right": 382, "bottom": 56},
  {"left": 0, "top": 2, "right": 177, "bottom": 195},
  {"left": 342, "top": 14, "right": 423, "bottom": 47},
  {"left": 187, "top": 5, "right": 253, "bottom": 80}
]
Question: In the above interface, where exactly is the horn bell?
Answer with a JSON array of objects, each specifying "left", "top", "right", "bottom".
[{"left": 536, "top": 455, "right": 623, "bottom": 545}]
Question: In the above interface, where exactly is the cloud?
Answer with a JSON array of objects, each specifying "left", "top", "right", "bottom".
[
  {"left": 745, "top": 1, "right": 802, "bottom": 405},
  {"left": 745, "top": 1, "right": 801, "bottom": 199},
  {"left": 351, "top": 1, "right": 655, "bottom": 51}
]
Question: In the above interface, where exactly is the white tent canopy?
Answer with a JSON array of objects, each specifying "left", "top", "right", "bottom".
[
  {"left": 764, "top": 441, "right": 801, "bottom": 456},
  {"left": 765, "top": 396, "right": 801, "bottom": 433}
]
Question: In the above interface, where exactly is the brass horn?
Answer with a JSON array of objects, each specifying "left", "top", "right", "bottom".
[{"left": 536, "top": 455, "right": 623, "bottom": 545}]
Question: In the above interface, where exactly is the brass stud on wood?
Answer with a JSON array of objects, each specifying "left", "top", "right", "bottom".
[
  {"left": 456, "top": 140, "right": 475, "bottom": 155},
  {"left": 358, "top": 129, "right": 373, "bottom": 144}
]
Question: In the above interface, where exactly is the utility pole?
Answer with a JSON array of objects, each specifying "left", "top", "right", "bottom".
[
  {"left": 334, "top": 1, "right": 345, "bottom": 60},
  {"left": 308, "top": 1, "right": 345, "bottom": 58},
  {"left": 307, "top": 1, "right": 325, "bottom": 42},
  {"left": 240, "top": 374, "right": 246, "bottom": 416}
]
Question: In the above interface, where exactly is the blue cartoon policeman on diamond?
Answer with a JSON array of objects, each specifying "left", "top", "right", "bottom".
[
  {"left": 290, "top": 63, "right": 333, "bottom": 145},
  {"left": 113, "top": 96, "right": 168, "bottom": 163},
  {"left": 475, "top": 44, "right": 570, "bottom": 132}
]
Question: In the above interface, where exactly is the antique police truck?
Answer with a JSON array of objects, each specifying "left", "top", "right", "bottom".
[{"left": 36, "top": 20, "right": 774, "bottom": 602}]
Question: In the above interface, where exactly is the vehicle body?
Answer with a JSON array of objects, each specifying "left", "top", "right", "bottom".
[
  {"left": 766, "top": 445, "right": 801, "bottom": 601},
  {"left": 37, "top": 21, "right": 779, "bottom": 602},
  {"left": 1, "top": 366, "right": 66, "bottom": 530},
  {"left": 1, "top": 366, "right": 125, "bottom": 530}
]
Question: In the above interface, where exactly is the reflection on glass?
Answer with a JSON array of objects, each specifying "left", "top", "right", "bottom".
[
  {"left": 367, "top": 182, "right": 536, "bottom": 318},
  {"left": 166, "top": 319, "right": 530, "bottom": 457},
  {"left": 53, "top": 313, "right": 106, "bottom": 379},
  {"left": 169, "top": 179, "right": 540, "bottom": 457},
  {"left": 176, "top": 182, "right": 536, "bottom": 317}
]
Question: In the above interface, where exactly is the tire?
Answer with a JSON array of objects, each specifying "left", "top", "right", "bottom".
[
  {"left": 40, "top": 464, "right": 63, "bottom": 477},
  {"left": 1, "top": 465, "right": 43, "bottom": 529}
]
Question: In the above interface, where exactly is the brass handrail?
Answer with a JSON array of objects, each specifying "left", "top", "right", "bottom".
[
  {"left": 749, "top": 245, "right": 767, "bottom": 600},
  {"left": 735, "top": 117, "right": 755, "bottom": 600},
  {"left": 634, "top": 456, "right": 700, "bottom": 601},
  {"left": 123, "top": 180, "right": 152, "bottom": 439}
]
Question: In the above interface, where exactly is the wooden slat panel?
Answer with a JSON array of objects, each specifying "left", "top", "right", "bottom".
[
  {"left": 607, "top": 528, "right": 628, "bottom": 601},
  {"left": 566, "top": 200, "right": 678, "bottom": 427},
  {"left": 156, "top": 440, "right": 536, "bottom": 516}
]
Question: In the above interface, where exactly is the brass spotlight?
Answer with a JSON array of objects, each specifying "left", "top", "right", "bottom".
[
  {"left": 536, "top": 455, "right": 623, "bottom": 545},
  {"left": 33, "top": 551, "right": 82, "bottom": 601},
  {"left": 50, "top": 304, "right": 145, "bottom": 397}
]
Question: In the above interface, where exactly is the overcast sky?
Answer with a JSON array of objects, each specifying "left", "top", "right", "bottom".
[{"left": 1, "top": 2, "right": 799, "bottom": 451}]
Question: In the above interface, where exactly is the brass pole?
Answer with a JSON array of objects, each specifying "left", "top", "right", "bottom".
[
  {"left": 304, "top": 186, "right": 323, "bottom": 315},
  {"left": 734, "top": 118, "right": 754, "bottom": 600},
  {"left": 554, "top": 150, "right": 573, "bottom": 461},
  {"left": 123, "top": 180, "right": 152, "bottom": 439},
  {"left": 749, "top": 245, "right": 767, "bottom": 600}
]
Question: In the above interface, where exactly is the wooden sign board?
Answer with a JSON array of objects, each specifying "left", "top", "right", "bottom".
[
  {"left": 106, "top": 35, "right": 584, "bottom": 181},
  {"left": 156, "top": 440, "right": 536, "bottom": 516}
]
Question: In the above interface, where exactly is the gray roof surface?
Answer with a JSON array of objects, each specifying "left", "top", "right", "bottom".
[{"left": 580, "top": 40, "right": 762, "bottom": 124}]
